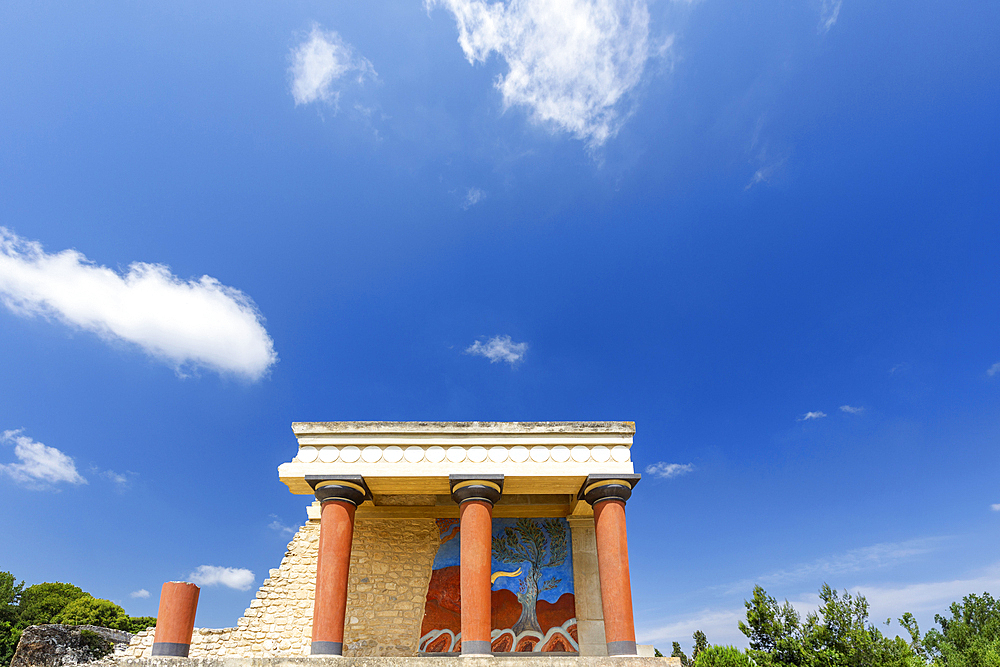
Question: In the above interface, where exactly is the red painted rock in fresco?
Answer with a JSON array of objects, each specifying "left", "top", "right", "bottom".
[
  {"left": 537, "top": 593, "right": 576, "bottom": 633},
  {"left": 420, "top": 565, "right": 462, "bottom": 637},
  {"left": 541, "top": 631, "right": 575, "bottom": 652},
  {"left": 490, "top": 588, "right": 520, "bottom": 631}
]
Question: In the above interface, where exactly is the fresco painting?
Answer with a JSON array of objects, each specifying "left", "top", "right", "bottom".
[{"left": 418, "top": 517, "right": 578, "bottom": 653}]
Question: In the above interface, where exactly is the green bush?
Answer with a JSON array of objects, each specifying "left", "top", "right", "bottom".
[
  {"left": 17, "top": 583, "right": 86, "bottom": 627},
  {"left": 693, "top": 645, "right": 755, "bottom": 666},
  {"left": 53, "top": 597, "right": 130, "bottom": 631},
  {"left": 78, "top": 630, "right": 112, "bottom": 659},
  {"left": 125, "top": 617, "right": 156, "bottom": 634}
]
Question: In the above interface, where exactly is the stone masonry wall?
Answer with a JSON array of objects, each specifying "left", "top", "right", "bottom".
[{"left": 125, "top": 517, "right": 439, "bottom": 658}]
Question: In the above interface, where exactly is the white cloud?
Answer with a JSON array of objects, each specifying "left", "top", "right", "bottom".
[
  {"left": 427, "top": 0, "right": 652, "bottom": 146},
  {"left": 465, "top": 334, "right": 528, "bottom": 364},
  {"left": 289, "top": 24, "right": 375, "bottom": 107},
  {"left": 268, "top": 514, "right": 297, "bottom": 537},
  {"left": 0, "top": 227, "right": 276, "bottom": 381},
  {"left": 987, "top": 362, "right": 1000, "bottom": 377},
  {"left": 991, "top": 504, "right": 1000, "bottom": 512},
  {"left": 645, "top": 462, "right": 694, "bottom": 479},
  {"left": 839, "top": 405, "right": 864, "bottom": 414},
  {"left": 638, "top": 607, "right": 747, "bottom": 650},
  {"left": 130, "top": 589, "right": 150, "bottom": 599},
  {"left": 727, "top": 538, "right": 944, "bottom": 594},
  {"left": 798, "top": 411, "right": 827, "bottom": 421},
  {"left": 0, "top": 430, "right": 86, "bottom": 488},
  {"left": 463, "top": 188, "right": 485, "bottom": 209},
  {"left": 188, "top": 565, "right": 255, "bottom": 591},
  {"left": 819, "top": 0, "right": 842, "bottom": 33}
]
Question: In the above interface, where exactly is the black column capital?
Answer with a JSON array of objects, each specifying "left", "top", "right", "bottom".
[
  {"left": 306, "top": 475, "right": 371, "bottom": 506},
  {"left": 578, "top": 473, "right": 641, "bottom": 507},
  {"left": 449, "top": 474, "right": 504, "bottom": 506}
]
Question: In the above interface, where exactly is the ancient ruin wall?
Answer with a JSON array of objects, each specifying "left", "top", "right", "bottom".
[{"left": 125, "top": 517, "right": 439, "bottom": 658}]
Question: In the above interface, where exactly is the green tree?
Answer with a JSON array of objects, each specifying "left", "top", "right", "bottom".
[
  {"left": 0, "top": 572, "right": 25, "bottom": 667},
  {"left": 53, "top": 597, "right": 130, "bottom": 631},
  {"left": 692, "top": 629, "right": 709, "bottom": 663},
  {"left": 740, "top": 584, "right": 922, "bottom": 667},
  {"left": 694, "top": 645, "right": 756, "bottom": 666},
  {"left": 17, "top": 583, "right": 87, "bottom": 627},
  {"left": 920, "top": 592, "right": 1000, "bottom": 665},
  {"left": 126, "top": 617, "right": 157, "bottom": 634},
  {"left": 673, "top": 640, "right": 692, "bottom": 666}
]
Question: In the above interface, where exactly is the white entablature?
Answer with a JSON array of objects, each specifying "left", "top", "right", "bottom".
[{"left": 278, "top": 421, "right": 636, "bottom": 503}]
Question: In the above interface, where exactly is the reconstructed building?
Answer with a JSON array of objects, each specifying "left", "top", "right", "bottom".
[{"left": 127, "top": 421, "right": 643, "bottom": 659}]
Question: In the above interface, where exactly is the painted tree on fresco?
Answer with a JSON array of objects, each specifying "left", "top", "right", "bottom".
[{"left": 491, "top": 518, "right": 569, "bottom": 635}]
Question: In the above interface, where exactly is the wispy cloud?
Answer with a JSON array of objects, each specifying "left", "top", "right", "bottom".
[
  {"left": 188, "top": 565, "right": 255, "bottom": 591},
  {"left": 463, "top": 188, "right": 485, "bottom": 209},
  {"left": 129, "top": 589, "right": 150, "bottom": 599},
  {"left": 289, "top": 24, "right": 375, "bottom": 107},
  {"left": 0, "top": 430, "right": 86, "bottom": 488},
  {"left": 798, "top": 411, "right": 827, "bottom": 421},
  {"left": 638, "top": 607, "right": 746, "bottom": 648},
  {"left": 465, "top": 334, "right": 528, "bottom": 365},
  {"left": 427, "top": 0, "right": 652, "bottom": 146},
  {"left": 645, "top": 462, "right": 695, "bottom": 479},
  {"left": 268, "top": 514, "right": 297, "bottom": 537},
  {"left": 722, "top": 538, "right": 944, "bottom": 595},
  {"left": 991, "top": 504, "right": 1000, "bottom": 512},
  {"left": 819, "top": 0, "right": 842, "bottom": 33},
  {"left": 98, "top": 468, "right": 137, "bottom": 491},
  {"left": 0, "top": 228, "right": 277, "bottom": 381},
  {"left": 839, "top": 405, "right": 864, "bottom": 414},
  {"left": 987, "top": 362, "right": 1000, "bottom": 377}
]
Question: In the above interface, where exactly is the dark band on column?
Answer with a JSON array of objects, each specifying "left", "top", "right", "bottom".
[
  {"left": 310, "top": 641, "right": 343, "bottom": 656},
  {"left": 461, "top": 640, "right": 493, "bottom": 655},
  {"left": 306, "top": 475, "right": 371, "bottom": 506},
  {"left": 578, "top": 473, "right": 641, "bottom": 507},
  {"left": 449, "top": 474, "right": 504, "bottom": 506},
  {"left": 151, "top": 642, "right": 190, "bottom": 657},
  {"left": 607, "top": 640, "right": 638, "bottom": 656}
]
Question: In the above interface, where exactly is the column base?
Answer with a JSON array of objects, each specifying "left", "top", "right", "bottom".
[
  {"left": 607, "top": 640, "right": 638, "bottom": 656},
  {"left": 151, "top": 643, "right": 190, "bottom": 657},
  {"left": 460, "top": 640, "right": 493, "bottom": 657},
  {"left": 310, "top": 641, "right": 343, "bottom": 656}
]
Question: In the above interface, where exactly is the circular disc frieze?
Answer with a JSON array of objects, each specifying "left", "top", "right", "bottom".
[
  {"left": 318, "top": 446, "right": 339, "bottom": 463},
  {"left": 297, "top": 446, "right": 318, "bottom": 462},
  {"left": 611, "top": 445, "right": 631, "bottom": 462},
  {"left": 468, "top": 446, "right": 488, "bottom": 462},
  {"left": 340, "top": 446, "right": 361, "bottom": 463},
  {"left": 550, "top": 445, "right": 571, "bottom": 462},
  {"left": 509, "top": 446, "right": 529, "bottom": 462},
  {"left": 383, "top": 446, "right": 404, "bottom": 463},
  {"left": 488, "top": 446, "right": 508, "bottom": 462},
  {"left": 362, "top": 446, "right": 383, "bottom": 463},
  {"left": 591, "top": 445, "right": 611, "bottom": 462},
  {"left": 404, "top": 446, "right": 425, "bottom": 463},
  {"left": 570, "top": 446, "right": 590, "bottom": 462},
  {"left": 447, "top": 446, "right": 467, "bottom": 463},
  {"left": 426, "top": 446, "right": 446, "bottom": 463}
]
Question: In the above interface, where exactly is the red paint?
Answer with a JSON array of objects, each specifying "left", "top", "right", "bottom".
[
  {"left": 459, "top": 499, "right": 493, "bottom": 646},
  {"left": 311, "top": 499, "right": 356, "bottom": 645},
  {"left": 154, "top": 581, "right": 199, "bottom": 646},
  {"left": 593, "top": 499, "right": 636, "bottom": 646}
]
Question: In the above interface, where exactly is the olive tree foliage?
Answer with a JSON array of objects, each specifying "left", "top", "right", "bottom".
[
  {"left": 739, "top": 584, "right": 923, "bottom": 667},
  {"left": 694, "top": 645, "right": 757, "bottom": 666},
  {"left": 900, "top": 593, "right": 1000, "bottom": 666},
  {"left": 491, "top": 518, "right": 568, "bottom": 634}
]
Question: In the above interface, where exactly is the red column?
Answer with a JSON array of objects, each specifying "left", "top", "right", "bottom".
[
  {"left": 460, "top": 499, "right": 494, "bottom": 655},
  {"left": 449, "top": 475, "right": 503, "bottom": 656},
  {"left": 311, "top": 499, "right": 356, "bottom": 656},
  {"left": 579, "top": 474, "right": 640, "bottom": 657},
  {"left": 151, "top": 581, "right": 199, "bottom": 657},
  {"left": 593, "top": 499, "right": 637, "bottom": 656}
]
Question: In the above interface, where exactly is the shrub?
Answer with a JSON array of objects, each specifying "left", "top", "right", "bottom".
[
  {"left": 693, "top": 645, "right": 755, "bottom": 667},
  {"left": 53, "top": 597, "right": 129, "bottom": 631},
  {"left": 78, "top": 630, "right": 112, "bottom": 659}
]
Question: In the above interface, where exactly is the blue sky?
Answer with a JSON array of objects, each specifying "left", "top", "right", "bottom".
[{"left": 1, "top": 0, "right": 998, "bottom": 654}]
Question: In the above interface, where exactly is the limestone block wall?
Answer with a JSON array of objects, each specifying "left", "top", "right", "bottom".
[{"left": 125, "top": 517, "right": 439, "bottom": 658}]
